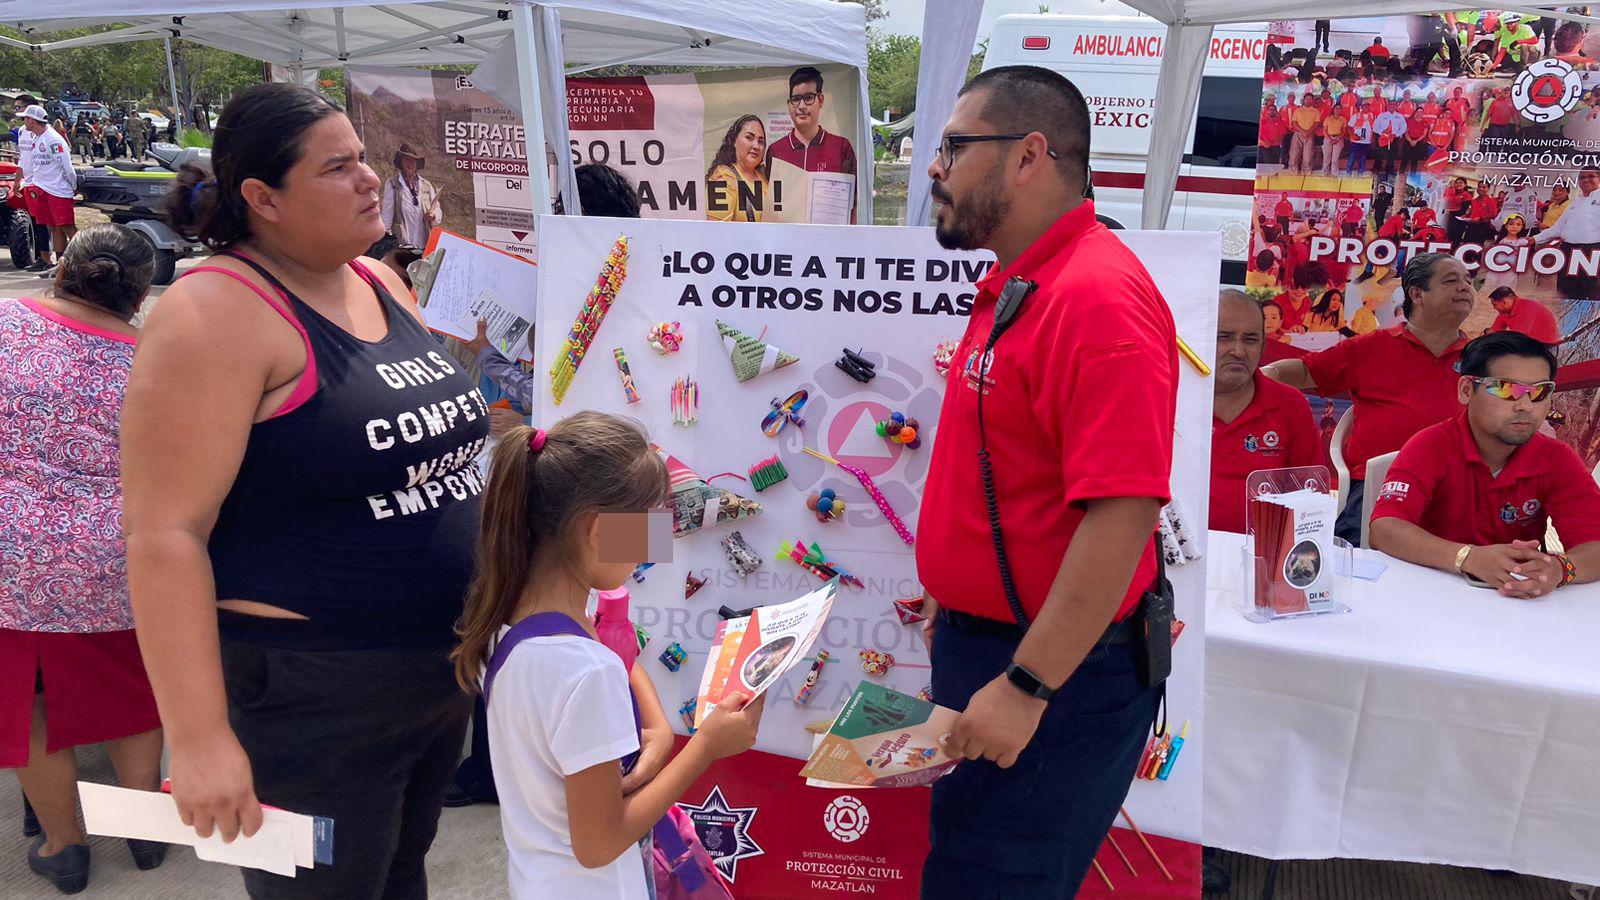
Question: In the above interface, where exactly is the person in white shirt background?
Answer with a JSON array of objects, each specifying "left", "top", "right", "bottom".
[
  {"left": 10, "top": 95, "right": 55, "bottom": 272},
  {"left": 379, "top": 142, "right": 441, "bottom": 248},
  {"left": 1533, "top": 164, "right": 1600, "bottom": 299},
  {"left": 20, "top": 105, "right": 76, "bottom": 277}
]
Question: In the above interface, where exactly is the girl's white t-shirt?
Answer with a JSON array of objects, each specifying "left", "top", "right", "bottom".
[{"left": 488, "top": 634, "right": 648, "bottom": 900}]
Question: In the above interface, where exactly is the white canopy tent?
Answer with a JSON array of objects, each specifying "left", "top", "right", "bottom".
[
  {"left": 909, "top": 2, "right": 1600, "bottom": 232},
  {"left": 0, "top": 0, "right": 871, "bottom": 221}
]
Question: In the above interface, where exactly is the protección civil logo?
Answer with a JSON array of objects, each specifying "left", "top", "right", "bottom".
[
  {"left": 1513, "top": 59, "right": 1583, "bottom": 124},
  {"left": 823, "top": 795, "right": 871, "bottom": 843}
]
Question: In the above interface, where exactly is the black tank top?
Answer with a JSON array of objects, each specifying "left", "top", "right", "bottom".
[{"left": 207, "top": 253, "right": 490, "bottom": 650}]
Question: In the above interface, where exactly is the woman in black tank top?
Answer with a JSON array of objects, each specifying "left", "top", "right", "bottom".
[{"left": 120, "top": 84, "right": 485, "bottom": 899}]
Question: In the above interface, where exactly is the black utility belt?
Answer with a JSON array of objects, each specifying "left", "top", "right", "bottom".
[{"left": 938, "top": 605, "right": 1134, "bottom": 646}]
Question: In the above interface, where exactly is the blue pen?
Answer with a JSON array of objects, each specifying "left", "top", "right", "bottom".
[{"left": 1157, "top": 720, "right": 1190, "bottom": 780}]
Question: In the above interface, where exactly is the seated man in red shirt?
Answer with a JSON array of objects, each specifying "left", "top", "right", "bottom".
[
  {"left": 1486, "top": 286, "right": 1562, "bottom": 345},
  {"left": 1265, "top": 252, "right": 1473, "bottom": 544},
  {"left": 1370, "top": 331, "right": 1600, "bottom": 597},
  {"left": 1211, "top": 290, "right": 1323, "bottom": 532}
]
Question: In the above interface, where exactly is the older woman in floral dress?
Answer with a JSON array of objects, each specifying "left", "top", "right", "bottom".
[{"left": 0, "top": 224, "right": 167, "bottom": 894}]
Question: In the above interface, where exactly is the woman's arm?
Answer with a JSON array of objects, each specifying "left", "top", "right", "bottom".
[
  {"left": 566, "top": 694, "right": 764, "bottom": 869},
  {"left": 121, "top": 278, "right": 302, "bottom": 842}
]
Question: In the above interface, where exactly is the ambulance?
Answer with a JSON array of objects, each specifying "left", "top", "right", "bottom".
[{"left": 983, "top": 13, "right": 1271, "bottom": 283}]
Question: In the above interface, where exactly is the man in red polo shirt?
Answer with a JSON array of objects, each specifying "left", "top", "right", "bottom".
[
  {"left": 919, "top": 65, "right": 1174, "bottom": 898},
  {"left": 1486, "top": 287, "right": 1562, "bottom": 345},
  {"left": 767, "top": 66, "right": 858, "bottom": 224},
  {"left": 1212, "top": 290, "right": 1323, "bottom": 532},
  {"left": 1370, "top": 332, "right": 1600, "bottom": 595},
  {"left": 1259, "top": 102, "right": 1288, "bottom": 166},
  {"left": 1265, "top": 252, "right": 1473, "bottom": 544}
]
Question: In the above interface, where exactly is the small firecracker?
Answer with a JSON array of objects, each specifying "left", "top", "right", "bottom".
[
  {"left": 875, "top": 411, "right": 922, "bottom": 450},
  {"left": 721, "top": 531, "right": 762, "bottom": 577},
  {"left": 633, "top": 624, "right": 650, "bottom": 653},
  {"left": 806, "top": 488, "right": 845, "bottom": 523},
  {"left": 671, "top": 377, "right": 698, "bottom": 427},
  {"left": 612, "top": 347, "right": 640, "bottom": 404},
  {"left": 859, "top": 649, "right": 895, "bottom": 676},
  {"left": 748, "top": 455, "right": 789, "bottom": 492},
  {"left": 658, "top": 642, "right": 688, "bottom": 672},
  {"left": 685, "top": 572, "right": 708, "bottom": 599},
  {"left": 800, "top": 541, "right": 865, "bottom": 589},
  {"left": 892, "top": 596, "right": 926, "bottom": 625},
  {"left": 631, "top": 562, "right": 654, "bottom": 583},
  {"left": 916, "top": 685, "right": 933, "bottom": 702},
  {"left": 648, "top": 321, "right": 684, "bottom": 355},
  {"left": 679, "top": 698, "right": 698, "bottom": 734},
  {"left": 933, "top": 338, "right": 958, "bottom": 378},
  {"left": 794, "top": 650, "right": 831, "bottom": 706}
]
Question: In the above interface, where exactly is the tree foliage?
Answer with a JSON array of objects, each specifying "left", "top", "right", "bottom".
[
  {"left": 0, "top": 25, "right": 262, "bottom": 117},
  {"left": 866, "top": 34, "right": 989, "bottom": 122}
]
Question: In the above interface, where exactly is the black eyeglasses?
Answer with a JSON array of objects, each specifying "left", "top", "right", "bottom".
[{"left": 937, "top": 133, "right": 1060, "bottom": 171}]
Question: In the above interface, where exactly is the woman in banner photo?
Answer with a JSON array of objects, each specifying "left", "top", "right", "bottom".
[
  {"left": 1, "top": 225, "right": 166, "bottom": 895},
  {"left": 705, "top": 114, "right": 770, "bottom": 223},
  {"left": 123, "top": 84, "right": 487, "bottom": 898},
  {"left": 380, "top": 141, "right": 442, "bottom": 248}
]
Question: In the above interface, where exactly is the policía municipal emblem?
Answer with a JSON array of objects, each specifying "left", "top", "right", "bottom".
[
  {"left": 1244, "top": 434, "right": 1260, "bottom": 453},
  {"left": 1500, "top": 502, "right": 1518, "bottom": 524}
]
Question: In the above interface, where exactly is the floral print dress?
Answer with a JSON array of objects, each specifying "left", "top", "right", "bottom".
[{"left": 0, "top": 298, "right": 136, "bottom": 633}]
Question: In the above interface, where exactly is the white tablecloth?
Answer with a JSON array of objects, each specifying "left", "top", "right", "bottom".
[{"left": 1202, "top": 530, "right": 1600, "bottom": 885}]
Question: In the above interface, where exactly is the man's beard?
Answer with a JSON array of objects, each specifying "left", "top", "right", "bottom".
[{"left": 933, "top": 176, "right": 1010, "bottom": 251}]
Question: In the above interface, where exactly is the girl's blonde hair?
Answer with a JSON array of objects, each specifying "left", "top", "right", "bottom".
[{"left": 452, "top": 411, "right": 669, "bottom": 692}]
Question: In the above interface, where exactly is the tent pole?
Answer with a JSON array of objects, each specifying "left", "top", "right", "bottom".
[
  {"left": 511, "top": 2, "right": 554, "bottom": 225},
  {"left": 164, "top": 36, "right": 183, "bottom": 135}
]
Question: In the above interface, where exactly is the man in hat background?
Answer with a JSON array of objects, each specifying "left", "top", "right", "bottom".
[
  {"left": 380, "top": 142, "right": 442, "bottom": 248},
  {"left": 20, "top": 105, "right": 76, "bottom": 274}
]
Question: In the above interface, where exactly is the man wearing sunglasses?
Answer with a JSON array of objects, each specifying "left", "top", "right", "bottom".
[
  {"left": 915, "top": 65, "right": 1175, "bottom": 899},
  {"left": 767, "top": 66, "right": 857, "bottom": 223},
  {"left": 1369, "top": 332, "right": 1600, "bottom": 596}
]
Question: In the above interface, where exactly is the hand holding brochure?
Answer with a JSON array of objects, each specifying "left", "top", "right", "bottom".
[
  {"left": 695, "top": 578, "right": 838, "bottom": 726},
  {"left": 799, "top": 682, "right": 960, "bottom": 788}
]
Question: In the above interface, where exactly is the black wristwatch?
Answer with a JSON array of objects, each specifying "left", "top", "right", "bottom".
[{"left": 1004, "top": 662, "right": 1056, "bottom": 701}]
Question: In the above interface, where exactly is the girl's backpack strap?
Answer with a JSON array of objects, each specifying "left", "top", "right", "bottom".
[{"left": 483, "top": 612, "right": 590, "bottom": 703}]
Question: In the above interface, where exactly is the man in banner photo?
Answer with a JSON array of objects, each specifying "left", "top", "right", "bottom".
[
  {"left": 917, "top": 66, "right": 1175, "bottom": 899},
  {"left": 767, "top": 66, "right": 858, "bottom": 225},
  {"left": 1251, "top": 14, "right": 1600, "bottom": 475}
]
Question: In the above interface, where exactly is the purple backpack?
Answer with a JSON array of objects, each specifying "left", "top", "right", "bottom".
[{"left": 484, "top": 612, "right": 734, "bottom": 900}]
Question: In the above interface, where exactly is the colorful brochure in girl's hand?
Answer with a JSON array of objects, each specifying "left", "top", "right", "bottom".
[
  {"left": 694, "top": 578, "right": 838, "bottom": 727},
  {"left": 799, "top": 681, "right": 960, "bottom": 788}
]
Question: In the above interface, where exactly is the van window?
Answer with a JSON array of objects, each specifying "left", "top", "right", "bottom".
[{"left": 1184, "top": 75, "right": 1260, "bottom": 168}]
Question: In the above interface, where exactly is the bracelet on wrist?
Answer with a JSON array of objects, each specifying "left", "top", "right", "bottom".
[{"left": 1559, "top": 554, "right": 1576, "bottom": 587}]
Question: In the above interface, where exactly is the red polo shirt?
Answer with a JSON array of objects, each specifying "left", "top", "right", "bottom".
[
  {"left": 1273, "top": 290, "right": 1313, "bottom": 333},
  {"left": 1371, "top": 413, "right": 1600, "bottom": 547},
  {"left": 1448, "top": 97, "right": 1471, "bottom": 123},
  {"left": 916, "top": 201, "right": 1176, "bottom": 625},
  {"left": 1405, "top": 116, "right": 1430, "bottom": 142},
  {"left": 1260, "top": 114, "right": 1287, "bottom": 145},
  {"left": 1302, "top": 324, "right": 1468, "bottom": 480},
  {"left": 1275, "top": 199, "right": 1293, "bottom": 219},
  {"left": 1210, "top": 371, "right": 1324, "bottom": 533},
  {"left": 1469, "top": 195, "right": 1500, "bottom": 220},
  {"left": 1489, "top": 97, "right": 1516, "bottom": 125},
  {"left": 1490, "top": 297, "right": 1562, "bottom": 343},
  {"left": 767, "top": 127, "right": 857, "bottom": 176},
  {"left": 1369, "top": 43, "right": 1391, "bottom": 59}
]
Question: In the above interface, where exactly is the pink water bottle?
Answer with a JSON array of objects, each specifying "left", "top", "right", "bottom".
[{"left": 595, "top": 586, "right": 640, "bottom": 671}]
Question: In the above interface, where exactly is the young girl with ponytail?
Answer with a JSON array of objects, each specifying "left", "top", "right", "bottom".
[{"left": 454, "top": 412, "right": 765, "bottom": 899}]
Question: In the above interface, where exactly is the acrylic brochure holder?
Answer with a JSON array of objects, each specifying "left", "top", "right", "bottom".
[{"left": 1240, "top": 466, "right": 1352, "bottom": 623}]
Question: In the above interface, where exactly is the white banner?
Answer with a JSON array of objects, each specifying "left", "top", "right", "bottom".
[{"left": 532, "top": 216, "right": 1217, "bottom": 843}]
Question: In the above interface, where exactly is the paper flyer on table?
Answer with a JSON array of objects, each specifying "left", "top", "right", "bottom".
[
  {"left": 798, "top": 682, "right": 960, "bottom": 788},
  {"left": 697, "top": 579, "right": 838, "bottom": 723}
]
